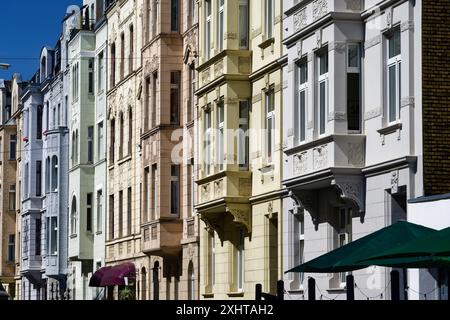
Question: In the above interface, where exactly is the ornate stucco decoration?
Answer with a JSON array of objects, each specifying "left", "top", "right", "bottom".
[
  {"left": 226, "top": 204, "right": 251, "bottom": 235},
  {"left": 313, "top": 145, "right": 328, "bottom": 170},
  {"left": 328, "top": 111, "right": 346, "bottom": 121},
  {"left": 345, "top": 0, "right": 361, "bottom": 10},
  {"left": 348, "top": 143, "right": 365, "bottom": 166},
  {"left": 289, "top": 190, "right": 319, "bottom": 226},
  {"left": 127, "top": 88, "right": 134, "bottom": 107},
  {"left": 312, "top": 0, "right": 328, "bottom": 21},
  {"left": 332, "top": 175, "right": 365, "bottom": 213},
  {"left": 391, "top": 170, "right": 399, "bottom": 194},
  {"left": 293, "top": 9, "right": 307, "bottom": 32},
  {"left": 144, "top": 55, "right": 159, "bottom": 77},
  {"left": 293, "top": 152, "right": 308, "bottom": 176}
]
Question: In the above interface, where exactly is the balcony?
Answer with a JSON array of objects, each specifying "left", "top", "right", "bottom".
[
  {"left": 141, "top": 218, "right": 183, "bottom": 258},
  {"left": 196, "top": 171, "right": 252, "bottom": 238}
]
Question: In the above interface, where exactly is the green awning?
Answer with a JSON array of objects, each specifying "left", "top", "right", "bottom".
[
  {"left": 358, "top": 227, "right": 450, "bottom": 268},
  {"left": 285, "top": 221, "right": 436, "bottom": 274}
]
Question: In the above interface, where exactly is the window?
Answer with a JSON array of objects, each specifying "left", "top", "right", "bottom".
[
  {"left": 187, "top": 159, "right": 195, "bottom": 217},
  {"left": 72, "top": 63, "right": 79, "bottom": 101},
  {"left": 71, "top": 196, "right": 77, "bottom": 236},
  {"left": 88, "top": 58, "right": 94, "bottom": 94},
  {"left": 127, "top": 187, "right": 132, "bottom": 236},
  {"left": 119, "top": 113, "right": 124, "bottom": 159},
  {"left": 171, "top": 165, "right": 180, "bottom": 215},
  {"left": 217, "top": 101, "right": 224, "bottom": 171},
  {"left": 36, "top": 161, "right": 42, "bottom": 197},
  {"left": 205, "top": 0, "right": 212, "bottom": 59},
  {"left": 129, "top": 25, "right": 134, "bottom": 73},
  {"left": 120, "top": 33, "right": 125, "bottom": 81},
  {"left": 88, "top": 126, "right": 94, "bottom": 163},
  {"left": 265, "top": 0, "right": 275, "bottom": 39},
  {"left": 146, "top": 0, "right": 151, "bottom": 42},
  {"left": 170, "top": 71, "right": 181, "bottom": 124},
  {"left": 97, "top": 121, "right": 104, "bottom": 160},
  {"left": 110, "top": 43, "right": 116, "bottom": 87},
  {"left": 119, "top": 190, "right": 123, "bottom": 238},
  {"left": 334, "top": 208, "right": 352, "bottom": 287},
  {"left": 152, "top": 0, "right": 158, "bottom": 38},
  {"left": 9, "top": 134, "right": 16, "bottom": 160},
  {"left": 87, "top": 193, "right": 93, "bottom": 232},
  {"left": 110, "top": 118, "right": 115, "bottom": 163},
  {"left": 145, "top": 77, "right": 151, "bottom": 130},
  {"left": 187, "top": 262, "right": 195, "bottom": 300},
  {"left": 188, "top": 0, "right": 195, "bottom": 28},
  {"left": 204, "top": 108, "right": 212, "bottom": 175},
  {"left": 50, "top": 217, "right": 58, "bottom": 255},
  {"left": 35, "top": 219, "right": 41, "bottom": 256},
  {"left": 24, "top": 163, "right": 29, "bottom": 199},
  {"left": 295, "top": 61, "right": 308, "bottom": 143},
  {"left": 211, "top": 232, "right": 216, "bottom": 286},
  {"left": 9, "top": 185, "right": 16, "bottom": 211},
  {"left": 57, "top": 103, "right": 61, "bottom": 127},
  {"left": 239, "top": 101, "right": 249, "bottom": 170},
  {"left": 64, "top": 95, "right": 68, "bottom": 126},
  {"left": 109, "top": 195, "right": 115, "bottom": 240},
  {"left": 347, "top": 44, "right": 361, "bottom": 132},
  {"left": 71, "top": 132, "right": 76, "bottom": 166},
  {"left": 188, "top": 63, "right": 196, "bottom": 122},
  {"left": 141, "top": 267, "right": 147, "bottom": 300},
  {"left": 236, "top": 230, "right": 245, "bottom": 291},
  {"left": 98, "top": 50, "right": 104, "bottom": 92},
  {"left": 45, "top": 157, "right": 50, "bottom": 193},
  {"left": 8, "top": 235, "right": 15, "bottom": 262},
  {"left": 266, "top": 90, "right": 275, "bottom": 163},
  {"left": 144, "top": 167, "right": 150, "bottom": 223},
  {"left": 386, "top": 29, "right": 401, "bottom": 123},
  {"left": 37, "top": 105, "right": 43, "bottom": 139},
  {"left": 318, "top": 51, "right": 329, "bottom": 135},
  {"left": 51, "top": 156, "right": 58, "bottom": 192},
  {"left": 151, "top": 164, "right": 158, "bottom": 220},
  {"left": 218, "top": 0, "right": 225, "bottom": 52},
  {"left": 239, "top": 0, "right": 249, "bottom": 49},
  {"left": 151, "top": 72, "right": 158, "bottom": 128},
  {"left": 46, "top": 102, "right": 49, "bottom": 131},
  {"left": 293, "top": 212, "right": 305, "bottom": 287},
  {"left": 128, "top": 108, "right": 133, "bottom": 156},
  {"left": 171, "top": 0, "right": 179, "bottom": 32},
  {"left": 52, "top": 107, "right": 56, "bottom": 130},
  {"left": 97, "top": 190, "right": 103, "bottom": 232}
]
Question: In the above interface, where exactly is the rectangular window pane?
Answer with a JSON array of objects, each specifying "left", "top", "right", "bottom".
[
  {"left": 348, "top": 45, "right": 359, "bottom": 68},
  {"left": 388, "top": 65, "right": 397, "bottom": 122},
  {"left": 239, "top": 101, "right": 249, "bottom": 170},
  {"left": 87, "top": 193, "right": 93, "bottom": 232},
  {"left": 319, "top": 82, "right": 326, "bottom": 134},
  {"left": 97, "top": 190, "right": 103, "bottom": 233},
  {"left": 88, "top": 126, "right": 94, "bottom": 163},
  {"left": 35, "top": 219, "right": 41, "bottom": 256},
  {"left": 127, "top": 187, "right": 132, "bottom": 235},
  {"left": 320, "top": 53, "right": 328, "bottom": 75},
  {"left": 299, "top": 91, "right": 306, "bottom": 141},
  {"left": 36, "top": 161, "right": 42, "bottom": 197},
  {"left": 239, "top": 0, "right": 249, "bottom": 49},
  {"left": 170, "top": 71, "right": 180, "bottom": 124},
  {"left": 171, "top": 0, "right": 179, "bottom": 32},
  {"left": 171, "top": 165, "right": 180, "bottom": 215},
  {"left": 389, "top": 30, "right": 401, "bottom": 58},
  {"left": 347, "top": 73, "right": 360, "bottom": 131},
  {"left": 299, "top": 62, "right": 308, "bottom": 84},
  {"left": 50, "top": 217, "right": 57, "bottom": 255}
]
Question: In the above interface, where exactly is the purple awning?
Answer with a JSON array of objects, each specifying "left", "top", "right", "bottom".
[
  {"left": 89, "top": 266, "right": 112, "bottom": 287},
  {"left": 100, "top": 263, "right": 136, "bottom": 287}
]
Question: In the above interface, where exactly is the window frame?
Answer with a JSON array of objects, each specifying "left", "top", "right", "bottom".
[
  {"left": 386, "top": 29, "right": 402, "bottom": 124},
  {"left": 295, "top": 60, "right": 308, "bottom": 144},
  {"left": 317, "top": 51, "right": 329, "bottom": 137},
  {"left": 265, "top": 89, "right": 275, "bottom": 164}
]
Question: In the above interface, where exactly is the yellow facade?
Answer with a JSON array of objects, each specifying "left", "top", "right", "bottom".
[{"left": 197, "top": 0, "right": 284, "bottom": 299}]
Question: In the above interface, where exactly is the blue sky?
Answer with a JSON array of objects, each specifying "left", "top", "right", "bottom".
[{"left": 0, "top": 0, "right": 82, "bottom": 80}]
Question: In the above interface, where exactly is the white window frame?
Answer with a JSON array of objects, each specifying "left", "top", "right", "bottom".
[
  {"left": 217, "top": 101, "right": 225, "bottom": 171},
  {"left": 347, "top": 43, "right": 361, "bottom": 134},
  {"left": 296, "top": 61, "right": 308, "bottom": 144},
  {"left": 205, "top": 0, "right": 212, "bottom": 59},
  {"left": 238, "top": 0, "right": 249, "bottom": 50},
  {"left": 238, "top": 101, "right": 249, "bottom": 171},
  {"left": 386, "top": 29, "right": 402, "bottom": 124},
  {"left": 266, "top": 90, "right": 275, "bottom": 164},
  {"left": 318, "top": 52, "right": 329, "bottom": 137},
  {"left": 218, "top": 0, "right": 225, "bottom": 52},
  {"left": 205, "top": 108, "right": 212, "bottom": 176},
  {"left": 265, "top": 0, "right": 275, "bottom": 39},
  {"left": 337, "top": 207, "right": 352, "bottom": 288},
  {"left": 170, "top": 165, "right": 180, "bottom": 216},
  {"left": 237, "top": 230, "right": 245, "bottom": 292}
]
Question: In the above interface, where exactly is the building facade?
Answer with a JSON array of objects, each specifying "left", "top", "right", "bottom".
[
  {"left": 67, "top": 0, "right": 109, "bottom": 300},
  {"left": 139, "top": 0, "right": 199, "bottom": 300},
  {"left": 281, "top": 0, "right": 449, "bottom": 300},
  {"left": 105, "top": 0, "right": 145, "bottom": 300}
]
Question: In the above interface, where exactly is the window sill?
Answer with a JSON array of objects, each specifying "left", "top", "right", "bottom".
[
  {"left": 70, "top": 234, "right": 78, "bottom": 239},
  {"left": 377, "top": 122, "right": 402, "bottom": 135},
  {"left": 258, "top": 37, "right": 275, "bottom": 49},
  {"left": 227, "top": 291, "right": 245, "bottom": 298},
  {"left": 202, "top": 293, "right": 214, "bottom": 299},
  {"left": 96, "top": 231, "right": 103, "bottom": 236},
  {"left": 117, "top": 155, "right": 132, "bottom": 166},
  {"left": 327, "top": 287, "right": 346, "bottom": 293}
]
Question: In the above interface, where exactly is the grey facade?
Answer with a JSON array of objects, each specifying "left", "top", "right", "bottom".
[{"left": 282, "top": 0, "right": 423, "bottom": 300}]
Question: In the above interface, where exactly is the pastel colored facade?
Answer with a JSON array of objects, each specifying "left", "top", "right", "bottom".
[
  {"left": 281, "top": 0, "right": 448, "bottom": 300},
  {"left": 139, "top": 0, "right": 199, "bottom": 300},
  {"left": 67, "top": 0, "right": 109, "bottom": 300},
  {"left": 196, "top": 0, "right": 283, "bottom": 299},
  {"left": 105, "top": 0, "right": 146, "bottom": 300}
]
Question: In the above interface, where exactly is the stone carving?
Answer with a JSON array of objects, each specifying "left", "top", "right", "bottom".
[
  {"left": 313, "top": 145, "right": 328, "bottom": 170},
  {"left": 289, "top": 190, "right": 318, "bottom": 225},
  {"left": 312, "top": 0, "right": 328, "bottom": 21},
  {"left": 345, "top": 0, "right": 361, "bottom": 10},
  {"left": 328, "top": 111, "right": 347, "bottom": 121},
  {"left": 214, "top": 179, "right": 223, "bottom": 199},
  {"left": 386, "top": 10, "right": 392, "bottom": 29},
  {"left": 144, "top": 55, "right": 159, "bottom": 77},
  {"left": 293, "top": 152, "right": 308, "bottom": 176},
  {"left": 391, "top": 170, "right": 399, "bottom": 194},
  {"left": 293, "top": 9, "right": 307, "bottom": 32},
  {"left": 201, "top": 184, "right": 210, "bottom": 202},
  {"left": 296, "top": 41, "right": 302, "bottom": 56},
  {"left": 202, "top": 68, "right": 210, "bottom": 84},
  {"left": 226, "top": 206, "right": 251, "bottom": 234},
  {"left": 214, "top": 60, "right": 224, "bottom": 77},
  {"left": 315, "top": 31, "right": 322, "bottom": 48},
  {"left": 348, "top": 143, "right": 365, "bottom": 166},
  {"left": 332, "top": 176, "right": 365, "bottom": 213}
]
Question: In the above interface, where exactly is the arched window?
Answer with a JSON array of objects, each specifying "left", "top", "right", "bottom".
[
  {"left": 119, "top": 112, "right": 124, "bottom": 159},
  {"left": 37, "top": 105, "right": 43, "bottom": 139},
  {"left": 41, "top": 56, "right": 47, "bottom": 82},
  {"left": 71, "top": 196, "right": 77, "bottom": 236},
  {"left": 153, "top": 261, "right": 159, "bottom": 300},
  {"left": 188, "top": 261, "right": 195, "bottom": 300},
  {"left": 128, "top": 107, "right": 132, "bottom": 156},
  {"left": 45, "top": 157, "right": 50, "bottom": 193},
  {"left": 141, "top": 267, "right": 147, "bottom": 300},
  {"left": 51, "top": 156, "right": 58, "bottom": 191}
]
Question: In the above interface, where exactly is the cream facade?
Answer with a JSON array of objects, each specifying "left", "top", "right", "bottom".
[{"left": 105, "top": 0, "right": 146, "bottom": 300}]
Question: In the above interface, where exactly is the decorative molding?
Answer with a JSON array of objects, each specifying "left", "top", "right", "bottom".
[
  {"left": 332, "top": 176, "right": 365, "bottom": 213},
  {"left": 226, "top": 204, "right": 251, "bottom": 235},
  {"left": 364, "top": 35, "right": 381, "bottom": 50},
  {"left": 288, "top": 63, "right": 295, "bottom": 73},
  {"left": 144, "top": 54, "right": 159, "bottom": 77},
  {"left": 293, "top": 9, "right": 308, "bottom": 32},
  {"left": 315, "top": 30, "right": 322, "bottom": 48},
  {"left": 401, "top": 20, "right": 414, "bottom": 32},
  {"left": 274, "top": 84, "right": 282, "bottom": 93},
  {"left": 401, "top": 96, "right": 415, "bottom": 108},
  {"left": 293, "top": 152, "right": 308, "bottom": 176},
  {"left": 364, "top": 108, "right": 382, "bottom": 120},
  {"left": 328, "top": 111, "right": 347, "bottom": 121},
  {"left": 345, "top": 0, "right": 361, "bottom": 10},
  {"left": 214, "top": 60, "right": 224, "bottom": 77},
  {"left": 313, "top": 145, "right": 328, "bottom": 170},
  {"left": 307, "top": 52, "right": 314, "bottom": 62},
  {"left": 312, "top": 0, "right": 328, "bottom": 21},
  {"left": 296, "top": 41, "right": 303, "bottom": 56},
  {"left": 391, "top": 170, "right": 399, "bottom": 194},
  {"left": 289, "top": 190, "right": 318, "bottom": 225},
  {"left": 348, "top": 143, "right": 365, "bottom": 166},
  {"left": 251, "top": 28, "right": 262, "bottom": 39},
  {"left": 329, "top": 41, "right": 347, "bottom": 53},
  {"left": 386, "top": 9, "right": 393, "bottom": 29},
  {"left": 252, "top": 93, "right": 262, "bottom": 104}
]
